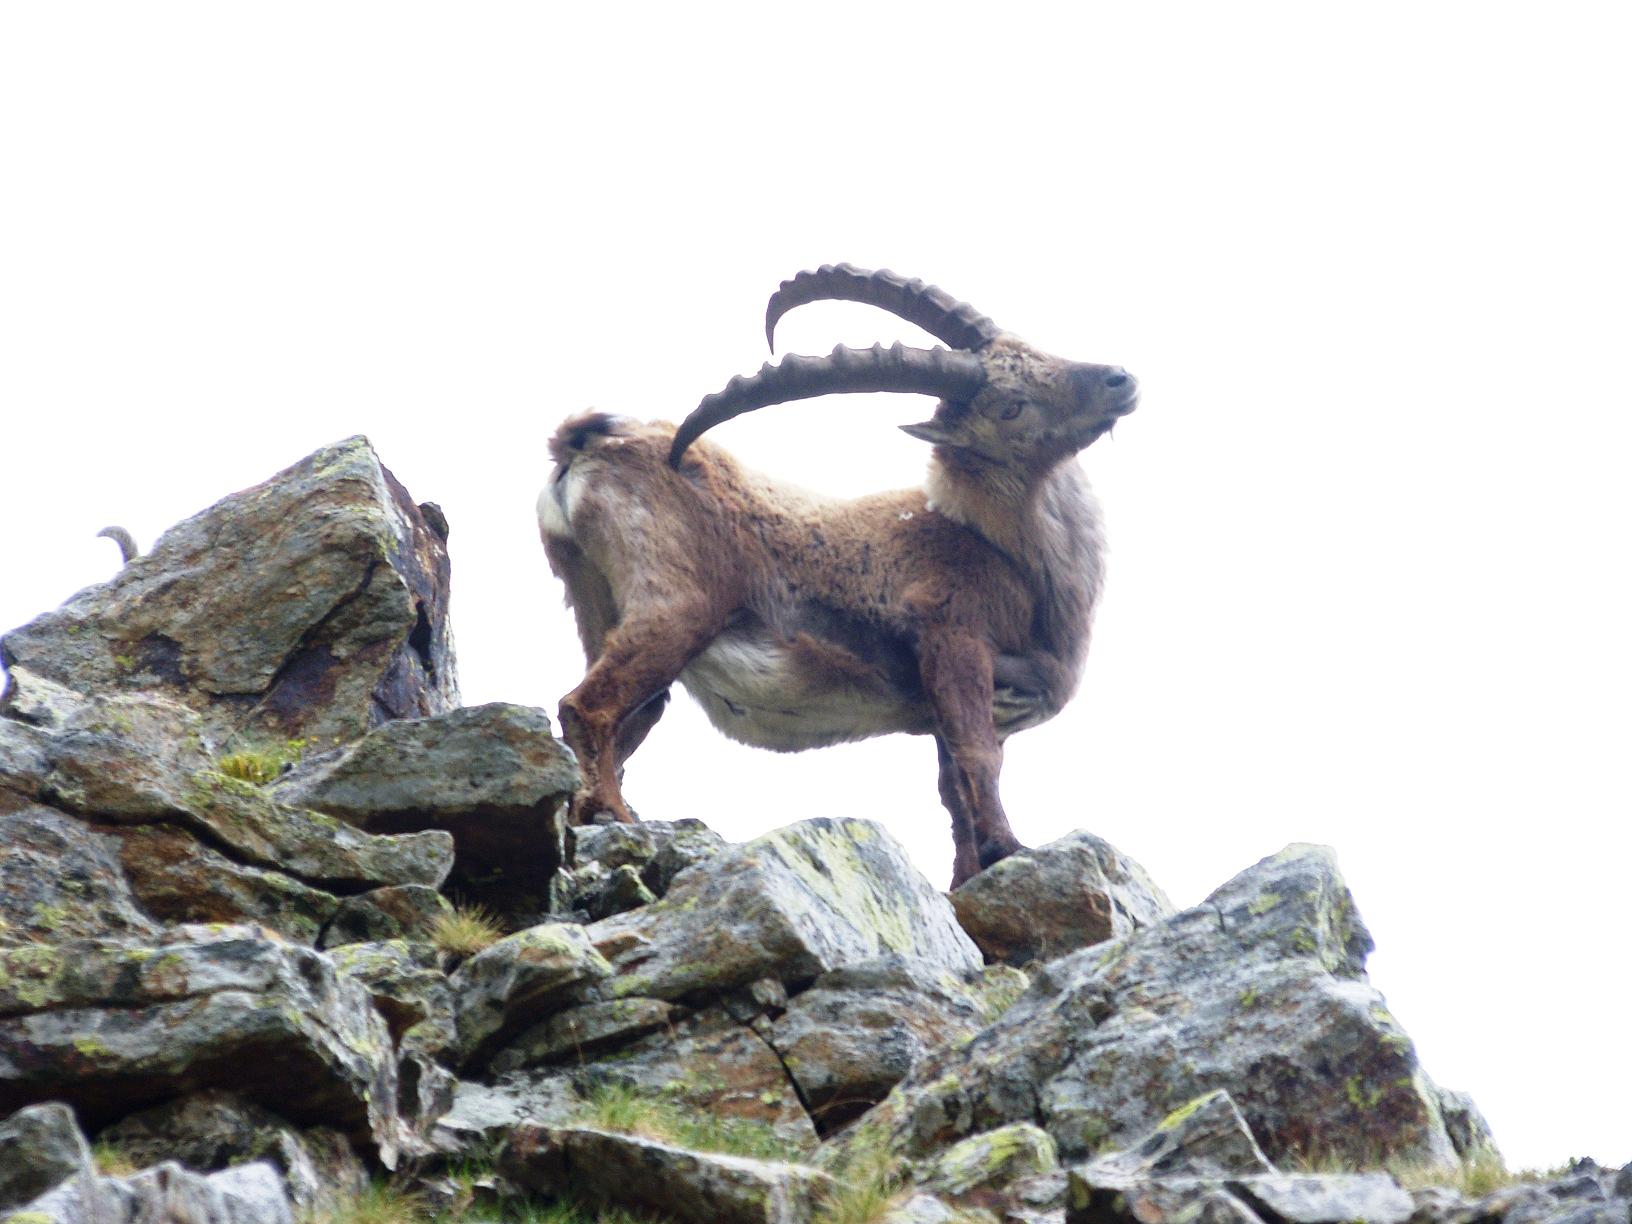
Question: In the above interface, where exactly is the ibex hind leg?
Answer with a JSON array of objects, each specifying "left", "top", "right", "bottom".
[{"left": 560, "top": 607, "right": 721, "bottom": 825}]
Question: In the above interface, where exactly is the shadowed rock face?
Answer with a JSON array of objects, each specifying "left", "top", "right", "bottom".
[{"left": 1, "top": 435, "right": 457, "bottom": 749}]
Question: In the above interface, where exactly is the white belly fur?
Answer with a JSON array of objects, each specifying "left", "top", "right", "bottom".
[{"left": 679, "top": 632, "right": 930, "bottom": 752}]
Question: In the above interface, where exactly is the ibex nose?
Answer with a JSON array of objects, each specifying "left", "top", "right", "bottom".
[{"left": 1103, "top": 368, "right": 1130, "bottom": 389}]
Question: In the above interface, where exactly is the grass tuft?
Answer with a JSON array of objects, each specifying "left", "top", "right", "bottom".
[
  {"left": 91, "top": 1139, "right": 140, "bottom": 1178},
  {"left": 812, "top": 1128, "right": 910, "bottom": 1224},
  {"left": 312, "top": 1180, "right": 428, "bottom": 1224},
  {"left": 427, "top": 905, "right": 506, "bottom": 958},
  {"left": 216, "top": 739, "right": 306, "bottom": 785},
  {"left": 576, "top": 1081, "right": 799, "bottom": 1163}
]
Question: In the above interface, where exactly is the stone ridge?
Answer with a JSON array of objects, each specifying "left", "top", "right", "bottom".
[{"left": 0, "top": 437, "right": 1616, "bottom": 1224}]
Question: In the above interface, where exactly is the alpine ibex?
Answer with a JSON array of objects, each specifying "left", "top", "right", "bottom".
[{"left": 539, "top": 265, "right": 1137, "bottom": 886}]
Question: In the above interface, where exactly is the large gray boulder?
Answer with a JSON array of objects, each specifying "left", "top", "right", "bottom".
[
  {"left": 1, "top": 435, "right": 457, "bottom": 748},
  {"left": 587, "top": 817, "right": 982, "bottom": 1003},
  {"left": 834, "top": 844, "right": 1477, "bottom": 1169},
  {"left": 274, "top": 702, "right": 577, "bottom": 914},
  {"left": 950, "top": 829, "right": 1174, "bottom": 966},
  {"left": 0, "top": 925, "right": 401, "bottom": 1162}
]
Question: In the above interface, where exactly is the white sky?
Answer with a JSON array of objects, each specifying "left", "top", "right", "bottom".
[{"left": 2, "top": 3, "right": 1627, "bottom": 1171}]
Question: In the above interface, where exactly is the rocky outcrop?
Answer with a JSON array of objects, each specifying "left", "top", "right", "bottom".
[
  {"left": 0, "top": 925, "right": 400, "bottom": 1160},
  {"left": 833, "top": 844, "right": 1478, "bottom": 1170},
  {"left": 0, "top": 435, "right": 456, "bottom": 748},
  {"left": 1, "top": 436, "right": 1616, "bottom": 1224}
]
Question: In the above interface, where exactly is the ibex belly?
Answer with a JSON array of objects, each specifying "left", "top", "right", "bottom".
[{"left": 680, "top": 629, "right": 934, "bottom": 752}]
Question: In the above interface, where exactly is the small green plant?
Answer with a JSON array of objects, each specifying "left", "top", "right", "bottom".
[
  {"left": 311, "top": 1180, "right": 427, "bottom": 1224},
  {"left": 575, "top": 1081, "right": 797, "bottom": 1162},
  {"left": 216, "top": 739, "right": 306, "bottom": 784},
  {"left": 427, "top": 905, "right": 506, "bottom": 958},
  {"left": 91, "top": 1139, "right": 140, "bottom": 1178},
  {"left": 812, "top": 1128, "right": 910, "bottom": 1224}
]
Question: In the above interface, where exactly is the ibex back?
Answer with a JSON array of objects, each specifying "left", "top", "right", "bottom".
[{"left": 539, "top": 265, "right": 1137, "bottom": 886}]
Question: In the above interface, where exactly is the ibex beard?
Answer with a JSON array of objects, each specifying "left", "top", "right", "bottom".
[{"left": 539, "top": 265, "right": 1137, "bottom": 888}]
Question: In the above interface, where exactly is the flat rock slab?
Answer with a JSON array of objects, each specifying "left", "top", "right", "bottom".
[
  {"left": 500, "top": 1124, "right": 837, "bottom": 1224},
  {"left": 950, "top": 829, "right": 1173, "bottom": 966},
  {"left": 589, "top": 817, "right": 982, "bottom": 1003},
  {"left": 835, "top": 845, "right": 1468, "bottom": 1169},
  {"left": 0, "top": 435, "right": 457, "bottom": 747},
  {"left": 0, "top": 925, "right": 399, "bottom": 1161}
]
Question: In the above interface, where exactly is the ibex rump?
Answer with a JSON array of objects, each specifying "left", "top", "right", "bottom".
[{"left": 539, "top": 265, "right": 1136, "bottom": 886}]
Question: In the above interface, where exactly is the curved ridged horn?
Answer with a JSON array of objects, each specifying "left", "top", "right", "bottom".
[
  {"left": 765, "top": 264, "right": 1003, "bottom": 353},
  {"left": 668, "top": 342, "right": 986, "bottom": 467}
]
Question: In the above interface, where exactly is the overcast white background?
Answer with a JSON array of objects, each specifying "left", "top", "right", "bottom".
[{"left": 3, "top": 4, "right": 1627, "bottom": 1170}]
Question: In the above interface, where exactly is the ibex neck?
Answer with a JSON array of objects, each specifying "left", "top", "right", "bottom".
[{"left": 923, "top": 456, "right": 1106, "bottom": 658}]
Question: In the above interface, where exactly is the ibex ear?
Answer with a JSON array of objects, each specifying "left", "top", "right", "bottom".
[{"left": 899, "top": 420, "right": 961, "bottom": 447}]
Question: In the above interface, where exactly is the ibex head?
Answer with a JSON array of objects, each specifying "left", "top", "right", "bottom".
[{"left": 667, "top": 263, "right": 1138, "bottom": 473}]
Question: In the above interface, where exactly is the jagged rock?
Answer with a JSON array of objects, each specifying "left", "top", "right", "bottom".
[
  {"left": 766, "top": 956, "right": 992, "bottom": 1130},
  {"left": 18, "top": 1158, "right": 294, "bottom": 1224},
  {"left": 588, "top": 817, "right": 982, "bottom": 1003},
  {"left": 950, "top": 830, "right": 1174, "bottom": 967},
  {"left": 1614, "top": 1164, "right": 1632, "bottom": 1199},
  {"left": 0, "top": 925, "right": 400, "bottom": 1163},
  {"left": 97, "top": 1090, "right": 368, "bottom": 1218},
  {"left": 498, "top": 1124, "right": 837, "bottom": 1224},
  {"left": 450, "top": 923, "right": 613, "bottom": 1065},
  {"left": 564, "top": 1006, "right": 817, "bottom": 1149},
  {"left": 274, "top": 703, "right": 575, "bottom": 914},
  {"left": 112, "top": 822, "right": 340, "bottom": 944},
  {"left": 1085, "top": 1090, "right": 1274, "bottom": 1179},
  {"left": 320, "top": 885, "right": 453, "bottom": 949},
  {"left": 834, "top": 845, "right": 1471, "bottom": 1168},
  {"left": 1433, "top": 1087, "right": 1501, "bottom": 1164},
  {"left": 0, "top": 435, "right": 457, "bottom": 748},
  {"left": 490, "top": 997, "right": 681, "bottom": 1070},
  {"left": 0, "top": 805, "right": 159, "bottom": 944},
  {"left": 917, "top": 1123, "right": 1059, "bottom": 1204},
  {"left": 329, "top": 940, "right": 456, "bottom": 1052},
  {"left": 584, "top": 863, "right": 659, "bottom": 919},
  {"left": 572, "top": 817, "right": 730, "bottom": 896},
  {"left": 0, "top": 1102, "right": 95, "bottom": 1212}
]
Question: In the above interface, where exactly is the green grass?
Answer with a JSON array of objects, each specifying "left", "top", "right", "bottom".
[
  {"left": 310, "top": 1181, "right": 428, "bottom": 1224},
  {"left": 216, "top": 739, "right": 306, "bottom": 784},
  {"left": 811, "top": 1128, "right": 910, "bottom": 1224},
  {"left": 90, "top": 1139, "right": 139, "bottom": 1178},
  {"left": 427, "top": 905, "right": 506, "bottom": 958},
  {"left": 574, "top": 1081, "right": 798, "bottom": 1162}
]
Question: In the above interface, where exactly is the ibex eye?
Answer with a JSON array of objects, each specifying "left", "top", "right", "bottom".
[{"left": 1001, "top": 402, "right": 1025, "bottom": 420}]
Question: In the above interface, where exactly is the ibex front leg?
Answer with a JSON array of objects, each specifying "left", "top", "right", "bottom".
[
  {"left": 559, "top": 606, "right": 720, "bottom": 825},
  {"left": 918, "top": 629, "right": 1025, "bottom": 887}
]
